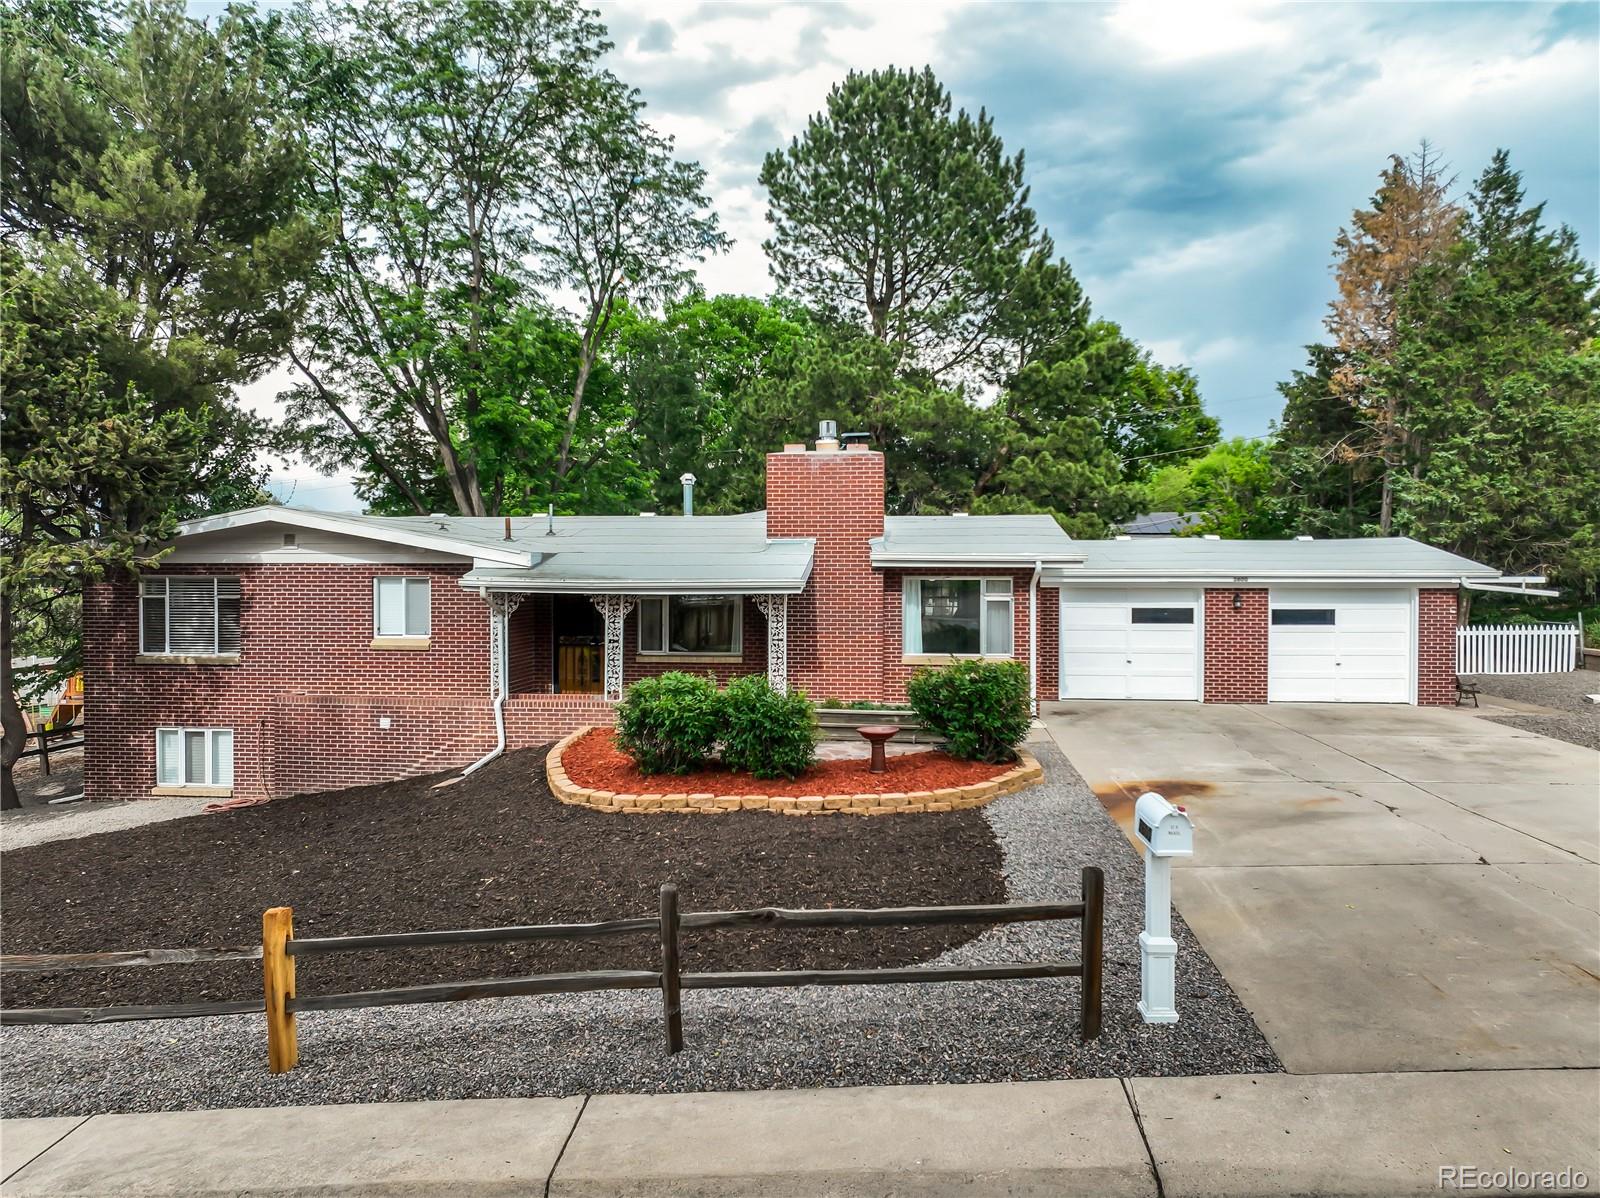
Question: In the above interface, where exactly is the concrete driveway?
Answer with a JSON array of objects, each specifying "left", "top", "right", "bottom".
[{"left": 1042, "top": 700, "right": 1600, "bottom": 1075}]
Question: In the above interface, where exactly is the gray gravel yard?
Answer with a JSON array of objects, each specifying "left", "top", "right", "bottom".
[
  {"left": 0, "top": 740, "right": 1277, "bottom": 1117},
  {"left": 1466, "top": 670, "right": 1600, "bottom": 751}
]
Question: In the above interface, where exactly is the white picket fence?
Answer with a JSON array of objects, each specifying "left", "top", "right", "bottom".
[{"left": 1456, "top": 621, "right": 1583, "bottom": 675}]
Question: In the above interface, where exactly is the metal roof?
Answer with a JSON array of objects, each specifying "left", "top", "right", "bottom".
[
  {"left": 454, "top": 513, "right": 816, "bottom": 594},
  {"left": 870, "top": 515, "right": 1081, "bottom": 566},
  {"left": 1045, "top": 536, "right": 1502, "bottom": 583}
]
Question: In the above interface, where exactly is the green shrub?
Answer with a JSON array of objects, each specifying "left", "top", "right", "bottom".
[
  {"left": 906, "top": 659, "right": 1031, "bottom": 763},
  {"left": 614, "top": 672, "right": 722, "bottom": 774},
  {"left": 719, "top": 675, "right": 818, "bottom": 780}
]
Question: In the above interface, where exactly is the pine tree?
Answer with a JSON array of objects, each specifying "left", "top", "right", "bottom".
[
  {"left": 0, "top": 1, "right": 321, "bottom": 806},
  {"left": 1381, "top": 152, "right": 1600, "bottom": 593},
  {"left": 760, "top": 66, "right": 1046, "bottom": 383},
  {"left": 1277, "top": 144, "right": 1462, "bottom": 534}
]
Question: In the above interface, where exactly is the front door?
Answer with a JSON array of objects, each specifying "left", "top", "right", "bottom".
[{"left": 554, "top": 595, "right": 604, "bottom": 694}]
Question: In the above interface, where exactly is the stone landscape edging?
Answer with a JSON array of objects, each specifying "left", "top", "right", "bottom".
[{"left": 544, "top": 727, "right": 1043, "bottom": 816}]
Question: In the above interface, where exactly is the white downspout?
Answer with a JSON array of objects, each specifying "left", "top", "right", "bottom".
[
  {"left": 462, "top": 695, "right": 506, "bottom": 777},
  {"left": 1029, "top": 559, "right": 1042, "bottom": 716}
]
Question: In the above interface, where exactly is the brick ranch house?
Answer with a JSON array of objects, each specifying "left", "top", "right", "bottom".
[{"left": 85, "top": 430, "right": 1517, "bottom": 802}]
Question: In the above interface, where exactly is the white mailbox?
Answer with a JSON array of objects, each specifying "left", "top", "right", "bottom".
[
  {"left": 1133, "top": 792, "right": 1194, "bottom": 858},
  {"left": 1133, "top": 791, "right": 1194, "bottom": 1025}
]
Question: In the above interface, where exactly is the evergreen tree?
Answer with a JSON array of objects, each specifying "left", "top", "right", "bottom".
[
  {"left": 1382, "top": 152, "right": 1600, "bottom": 593},
  {"left": 760, "top": 66, "right": 1046, "bottom": 383},
  {"left": 0, "top": 0, "right": 322, "bottom": 806},
  {"left": 1275, "top": 145, "right": 1462, "bottom": 533}
]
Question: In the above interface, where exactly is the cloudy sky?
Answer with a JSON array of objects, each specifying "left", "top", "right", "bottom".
[{"left": 262, "top": 0, "right": 1598, "bottom": 511}]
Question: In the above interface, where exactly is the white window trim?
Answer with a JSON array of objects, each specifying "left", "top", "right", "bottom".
[
  {"left": 138, "top": 576, "right": 239, "bottom": 658},
  {"left": 154, "top": 726, "right": 233, "bottom": 790},
  {"left": 372, "top": 576, "right": 432, "bottom": 639},
  {"left": 902, "top": 576, "right": 1015, "bottom": 659},
  {"left": 637, "top": 595, "right": 744, "bottom": 657}
]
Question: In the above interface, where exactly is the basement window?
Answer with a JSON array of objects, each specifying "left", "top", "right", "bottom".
[
  {"left": 639, "top": 596, "right": 742, "bottom": 655},
  {"left": 903, "top": 577, "right": 1013, "bottom": 656},
  {"left": 140, "top": 577, "right": 241, "bottom": 656},
  {"left": 156, "top": 727, "right": 233, "bottom": 788}
]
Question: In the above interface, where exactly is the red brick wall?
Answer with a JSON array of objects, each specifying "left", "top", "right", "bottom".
[
  {"left": 765, "top": 447, "right": 886, "bottom": 700},
  {"left": 84, "top": 565, "right": 604, "bottom": 802},
  {"left": 1416, "top": 587, "right": 1458, "bottom": 706},
  {"left": 507, "top": 596, "right": 548, "bottom": 694},
  {"left": 1203, "top": 588, "right": 1269, "bottom": 703},
  {"left": 879, "top": 567, "right": 1040, "bottom": 704},
  {"left": 1038, "top": 585, "right": 1060, "bottom": 702}
]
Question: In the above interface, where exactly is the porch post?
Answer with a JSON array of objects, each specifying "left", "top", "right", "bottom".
[
  {"left": 588, "top": 594, "right": 637, "bottom": 701},
  {"left": 486, "top": 593, "right": 526, "bottom": 699},
  {"left": 754, "top": 594, "right": 789, "bottom": 694}
]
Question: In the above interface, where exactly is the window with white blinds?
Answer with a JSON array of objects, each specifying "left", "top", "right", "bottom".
[
  {"left": 140, "top": 577, "right": 241, "bottom": 655},
  {"left": 374, "top": 577, "right": 431, "bottom": 637},
  {"left": 155, "top": 727, "right": 233, "bottom": 788}
]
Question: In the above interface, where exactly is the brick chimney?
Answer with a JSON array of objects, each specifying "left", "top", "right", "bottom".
[{"left": 765, "top": 427, "right": 886, "bottom": 699}]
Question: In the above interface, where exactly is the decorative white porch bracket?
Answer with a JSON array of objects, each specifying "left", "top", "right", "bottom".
[
  {"left": 753, "top": 594, "right": 789, "bottom": 694},
  {"left": 588, "top": 595, "right": 637, "bottom": 701},
  {"left": 486, "top": 593, "right": 526, "bottom": 700}
]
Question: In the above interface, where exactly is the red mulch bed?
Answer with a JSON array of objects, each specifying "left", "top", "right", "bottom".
[{"left": 563, "top": 728, "right": 1008, "bottom": 796}]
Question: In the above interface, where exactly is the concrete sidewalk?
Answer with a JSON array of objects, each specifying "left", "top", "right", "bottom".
[{"left": 4, "top": 1069, "right": 1595, "bottom": 1196}]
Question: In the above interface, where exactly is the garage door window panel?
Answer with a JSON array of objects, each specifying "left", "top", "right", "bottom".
[
  {"left": 1272, "top": 609, "right": 1336, "bottom": 626},
  {"left": 1131, "top": 607, "right": 1194, "bottom": 625}
]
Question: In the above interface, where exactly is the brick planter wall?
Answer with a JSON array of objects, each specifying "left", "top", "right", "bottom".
[{"left": 1203, "top": 588, "right": 1270, "bottom": 703}]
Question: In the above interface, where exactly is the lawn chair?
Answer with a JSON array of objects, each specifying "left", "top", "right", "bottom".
[{"left": 1455, "top": 676, "right": 1480, "bottom": 708}]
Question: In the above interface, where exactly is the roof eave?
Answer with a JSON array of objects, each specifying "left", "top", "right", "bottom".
[
  {"left": 459, "top": 577, "right": 810, "bottom": 596},
  {"left": 1042, "top": 568, "right": 1498, "bottom": 585},
  {"left": 174, "top": 506, "right": 536, "bottom": 567},
  {"left": 872, "top": 553, "right": 1086, "bottom": 568}
]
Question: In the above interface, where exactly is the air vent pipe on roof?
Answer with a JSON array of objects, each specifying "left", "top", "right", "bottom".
[{"left": 680, "top": 472, "right": 696, "bottom": 517}]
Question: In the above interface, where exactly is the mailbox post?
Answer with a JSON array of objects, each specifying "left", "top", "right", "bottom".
[{"left": 1131, "top": 791, "right": 1194, "bottom": 1024}]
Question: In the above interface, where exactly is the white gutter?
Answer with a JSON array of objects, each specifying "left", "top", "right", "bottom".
[
  {"left": 1042, "top": 571, "right": 1503, "bottom": 586},
  {"left": 1028, "top": 559, "right": 1042, "bottom": 715},
  {"left": 872, "top": 554, "right": 1085, "bottom": 567},
  {"left": 1461, "top": 576, "right": 1561, "bottom": 597}
]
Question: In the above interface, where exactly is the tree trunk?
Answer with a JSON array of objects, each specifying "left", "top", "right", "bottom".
[
  {"left": 1, "top": 588, "right": 26, "bottom": 811},
  {"left": 555, "top": 354, "right": 592, "bottom": 481}
]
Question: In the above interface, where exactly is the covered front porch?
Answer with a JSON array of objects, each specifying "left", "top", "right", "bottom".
[{"left": 482, "top": 590, "right": 793, "bottom": 703}]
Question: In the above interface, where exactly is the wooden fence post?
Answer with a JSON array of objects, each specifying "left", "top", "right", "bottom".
[
  {"left": 1079, "top": 866, "right": 1104, "bottom": 1041},
  {"left": 658, "top": 884, "right": 684, "bottom": 1053},
  {"left": 262, "top": 906, "right": 298, "bottom": 1073}
]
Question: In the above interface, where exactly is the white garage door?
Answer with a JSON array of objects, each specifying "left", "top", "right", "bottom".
[
  {"left": 1269, "top": 589, "right": 1412, "bottom": 703},
  {"left": 1060, "top": 587, "right": 1200, "bottom": 700}
]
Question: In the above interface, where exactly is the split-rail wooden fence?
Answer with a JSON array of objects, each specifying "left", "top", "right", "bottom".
[{"left": 0, "top": 870, "right": 1105, "bottom": 1073}]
